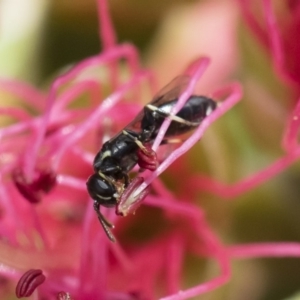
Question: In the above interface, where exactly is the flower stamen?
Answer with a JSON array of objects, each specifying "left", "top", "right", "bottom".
[{"left": 15, "top": 269, "right": 46, "bottom": 298}]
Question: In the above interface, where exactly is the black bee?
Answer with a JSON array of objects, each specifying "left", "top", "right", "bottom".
[{"left": 86, "top": 76, "right": 217, "bottom": 241}]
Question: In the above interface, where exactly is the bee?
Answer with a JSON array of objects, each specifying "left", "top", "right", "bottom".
[{"left": 86, "top": 76, "right": 216, "bottom": 241}]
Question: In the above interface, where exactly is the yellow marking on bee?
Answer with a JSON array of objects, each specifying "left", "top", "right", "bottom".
[
  {"left": 146, "top": 104, "right": 199, "bottom": 126},
  {"left": 101, "top": 150, "right": 111, "bottom": 159},
  {"left": 96, "top": 193, "right": 112, "bottom": 200},
  {"left": 123, "top": 130, "right": 147, "bottom": 151}
]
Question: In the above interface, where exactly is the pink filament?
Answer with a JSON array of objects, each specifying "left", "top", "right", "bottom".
[
  {"left": 97, "top": 0, "right": 116, "bottom": 49},
  {"left": 263, "top": 0, "right": 284, "bottom": 71},
  {"left": 135, "top": 82, "right": 242, "bottom": 196},
  {"left": 228, "top": 243, "right": 300, "bottom": 258},
  {"left": 152, "top": 57, "right": 210, "bottom": 151},
  {"left": 0, "top": 79, "right": 45, "bottom": 111},
  {"left": 239, "top": 0, "right": 298, "bottom": 86},
  {"left": 190, "top": 147, "right": 300, "bottom": 199},
  {"left": 23, "top": 43, "right": 140, "bottom": 181},
  {"left": 282, "top": 97, "right": 300, "bottom": 152},
  {"left": 52, "top": 70, "right": 151, "bottom": 170}
]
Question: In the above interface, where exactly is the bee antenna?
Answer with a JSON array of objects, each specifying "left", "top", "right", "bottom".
[{"left": 93, "top": 201, "right": 116, "bottom": 242}]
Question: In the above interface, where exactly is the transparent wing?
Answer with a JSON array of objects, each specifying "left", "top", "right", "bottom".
[
  {"left": 125, "top": 75, "right": 190, "bottom": 133},
  {"left": 124, "top": 109, "right": 145, "bottom": 133},
  {"left": 151, "top": 75, "right": 190, "bottom": 107}
]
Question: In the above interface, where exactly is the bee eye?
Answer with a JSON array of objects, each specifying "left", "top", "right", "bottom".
[{"left": 86, "top": 174, "right": 116, "bottom": 206}]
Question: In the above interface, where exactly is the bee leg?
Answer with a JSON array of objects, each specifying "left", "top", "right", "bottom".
[
  {"left": 93, "top": 201, "right": 116, "bottom": 242},
  {"left": 123, "top": 130, "right": 150, "bottom": 152},
  {"left": 122, "top": 172, "right": 130, "bottom": 187},
  {"left": 116, "top": 177, "right": 150, "bottom": 217}
]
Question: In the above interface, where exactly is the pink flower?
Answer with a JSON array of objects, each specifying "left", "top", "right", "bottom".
[
  {"left": 0, "top": 0, "right": 300, "bottom": 299},
  {"left": 239, "top": 0, "right": 300, "bottom": 90}
]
